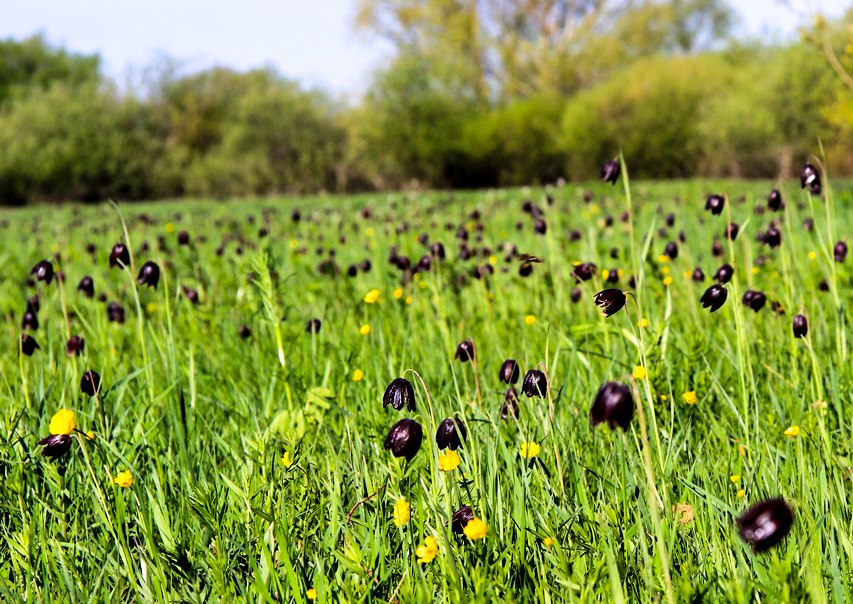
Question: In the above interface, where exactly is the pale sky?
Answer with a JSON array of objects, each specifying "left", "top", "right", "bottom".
[{"left": 1, "top": 0, "right": 849, "bottom": 99}]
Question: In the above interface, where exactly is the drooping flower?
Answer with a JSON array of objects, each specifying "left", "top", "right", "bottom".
[
  {"left": 80, "top": 370, "right": 101, "bottom": 397},
  {"left": 37, "top": 434, "right": 73, "bottom": 460},
  {"left": 593, "top": 288, "right": 627, "bottom": 318},
  {"left": 451, "top": 506, "right": 474, "bottom": 534},
  {"left": 499, "top": 359, "right": 520, "bottom": 384},
  {"left": 767, "top": 189, "right": 785, "bottom": 211},
  {"left": 792, "top": 314, "right": 808, "bottom": 338},
  {"left": 109, "top": 243, "right": 131, "bottom": 269},
  {"left": 383, "top": 378, "right": 416, "bottom": 412},
  {"left": 20, "top": 333, "right": 39, "bottom": 356},
  {"left": 599, "top": 159, "right": 620, "bottom": 185},
  {"left": 713, "top": 264, "right": 734, "bottom": 283},
  {"left": 454, "top": 339, "right": 475, "bottom": 362},
  {"left": 30, "top": 260, "right": 54, "bottom": 284},
  {"left": 705, "top": 194, "right": 725, "bottom": 215},
  {"left": 384, "top": 419, "right": 423, "bottom": 462},
  {"left": 590, "top": 382, "right": 633, "bottom": 431},
  {"left": 742, "top": 290, "right": 767, "bottom": 312},
  {"left": 800, "top": 163, "right": 821, "bottom": 195},
  {"left": 736, "top": 497, "right": 794, "bottom": 552},
  {"left": 521, "top": 370, "right": 547, "bottom": 398},
  {"left": 700, "top": 284, "right": 727, "bottom": 312},
  {"left": 137, "top": 261, "right": 160, "bottom": 288},
  {"left": 435, "top": 417, "right": 467, "bottom": 450}
]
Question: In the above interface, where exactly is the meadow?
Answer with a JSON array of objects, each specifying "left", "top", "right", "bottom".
[{"left": 1, "top": 165, "right": 851, "bottom": 602}]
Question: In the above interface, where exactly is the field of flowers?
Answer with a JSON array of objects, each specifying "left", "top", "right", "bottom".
[{"left": 1, "top": 160, "right": 851, "bottom": 602}]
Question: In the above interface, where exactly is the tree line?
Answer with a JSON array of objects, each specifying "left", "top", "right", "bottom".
[{"left": 0, "top": 1, "right": 850, "bottom": 204}]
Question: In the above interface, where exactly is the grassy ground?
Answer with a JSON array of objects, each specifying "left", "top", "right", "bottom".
[{"left": 0, "top": 173, "right": 851, "bottom": 602}]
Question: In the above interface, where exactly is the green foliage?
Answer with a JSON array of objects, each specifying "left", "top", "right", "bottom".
[{"left": 1, "top": 179, "right": 852, "bottom": 599}]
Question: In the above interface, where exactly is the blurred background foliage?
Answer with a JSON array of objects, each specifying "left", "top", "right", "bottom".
[{"left": 0, "top": 1, "right": 850, "bottom": 204}]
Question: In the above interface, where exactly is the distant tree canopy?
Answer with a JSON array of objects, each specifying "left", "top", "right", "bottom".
[{"left": 0, "top": 5, "right": 851, "bottom": 204}]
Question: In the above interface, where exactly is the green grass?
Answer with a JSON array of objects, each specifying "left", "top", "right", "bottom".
[{"left": 1, "top": 175, "right": 851, "bottom": 602}]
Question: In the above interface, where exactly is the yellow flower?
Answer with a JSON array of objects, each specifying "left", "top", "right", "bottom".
[
  {"left": 393, "top": 288, "right": 404, "bottom": 300},
  {"left": 146, "top": 302, "right": 157, "bottom": 313},
  {"left": 352, "top": 369, "right": 364, "bottom": 382},
  {"left": 633, "top": 366, "right": 647, "bottom": 380},
  {"left": 730, "top": 474, "right": 741, "bottom": 484},
  {"left": 489, "top": 255, "right": 497, "bottom": 266},
  {"left": 663, "top": 276, "right": 673, "bottom": 286},
  {"left": 282, "top": 451, "right": 294, "bottom": 468},
  {"left": 601, "top": 269, "right": 610, "bottom": 280},
  {"left": 405, "top": 296, "right": 412, "bottom": 305},
  {"left": 543, "top": 536, "right": 554, "bottom": 548},
  {"left": 638, "top": 318, "right": 649, "bottom": 328},
  {"left": 393, "top": 498, "right": 410, "bottom": 527},
  {"left": 808, "top": 251, "right": 817, "bottom": 260},
  {"left": 165, "top": 222, "right": 175, "bottom": 233},
  {"left": 524, "top": 315, "right": 536, "bottom": 325},
  {"left": 520, "top": 442, "right": 541, "bottom": 459},
  {"left": 438, "top": 450, "right": 461, "bottom": 472},
  {"left": 85, "top": 431, "right": 96, "bottom": 441},
  {"left": 784, "top": 425, "right": 800, "bottom": 438},
  {"left": 49, "top": 409, "right": 76, "bottom": 435},
  {"left": 463, "top": 517, "right": 488, "bottom": 540},
  {"left": 661, "top": 266, "right": 670, "bottom": 275},
  {"left": 660, "top": 394, "right": 668, "bottom": 401},
  {"left": 359, "top": 324, "right": 371, "bottom": 336},
  {"left": 658, "top": 254, "right": 670, "bottom": 263},
  {"left": 751, "top": 266, "right": 759, "bottom": 275},
  {"left": 737, "top": 489, "right": 745, "bottom": 498},
  {"left": 682, "top": 391, "right": 698, "bottom": 405},
  {"left": 416, "top": 535, "right": 438, "bottom": 564},
  {"left": 307, "top": 588, "right": 318, "bottom": 600},
  {"left": 114, "top": 470, "right": 133, "bottom": 488},
  {"left": 363, "top": 289, "right": 381, "bottom": 304},
  {"left": 289, "top": 239, "right": 299, "bottom": 249},
  {"left": 738, "top": 444, "right": 746, "bottom": 456}
]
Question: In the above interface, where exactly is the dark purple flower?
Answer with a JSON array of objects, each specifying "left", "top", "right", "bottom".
[
  {"left": 37, "top": 434, "right": 72, "bottom": 460},
  {"left": 599, "top": 159, "right": 620, "bottom": 185},
  {"left": 382, "top": 378, "right": 416, "bottom": 412},
  {"left": 737, "top": 497, "right": 794, "bottom": 552},
  {"left": 81, "top": 370, "right": 101, "bottom": 397},
  {"left": 77, "top": 276, "right": 95, "bottom": 298},
  {"left": 522, "top": 369, "right": 547, "bottom": 398},
  {"left": 21, "top": 333, "right": 39, "bottom": 355},
  {"left": 763, "top": 227, "right": 781, "bottom": 248},
  {"left": 451, "top": 506, "right": 475, "bottom": 534},
  {"left": 21, "top": 311, "right": 38, "bottom": 331},
  {"left": 800, "top": 164, "right": 820, "bottom": 195},
  {"left": 594, "top": 289, "right": 627, "bottom": 318},
  {"left": 107, "top": 301, "right": 125, "bottom": 324},
  {"left": 435, "top": 417, "right": 467, "bottom": 450},
  {"left": 455, "top": 339, "right": 475, "bottom": 363},
  {"left": 572, "top": 263, "right": 597, "bottom": 282},
  {"left": 724, "top": 223, "right": 739, "bottom": 241},
  {"left": 713, "top": 264, "right": 734, "bottom": 284},
  {"left": 792, "top": 314, "right": 808, "bottom": 338},
  {"left": 499, "top": 359, "right": 520, "bottom": 384},
  {"left": 305, "top": 318, "right": 321, "bottom": 334},
  {"left": 700, "top": 284, "right": 727, "bottom": 312},
  {"left": 590, "top": 382, "right": 634, "bottom": 431},
  {"left": 742, "top": 290, "right": 766, "bottom": 312},
  {"left": 137, "top": 261, "right": 160, "bottom": 288},
  {"left": 109, "top": 243, "right": 131, "bottom": 269},
  {"left": 692, "top": 267, "right": 705, "bottom": 282},
  {"left": 384, "top": 418, "right": 423, "bottom": 462},
  {"left": 834, "top": 241, "right": 847, "bottom": 263},
  {"left": 664, "top": 241, "right": 678, "bottom": 259},
  {"left": 30, "top": 260, "right": 54, "bottom": 284},
  {"left": 705, "top": 194, "right": 725, "bottom": 215},
  {"left": 66, "top": 335, "right": 85, "bottom": 356},
  {"left": 767, "top": 189, "right": 785, "bottom": 211},
  {"left": 501, "top": 388, "right": 519, "bottom": 420}
]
